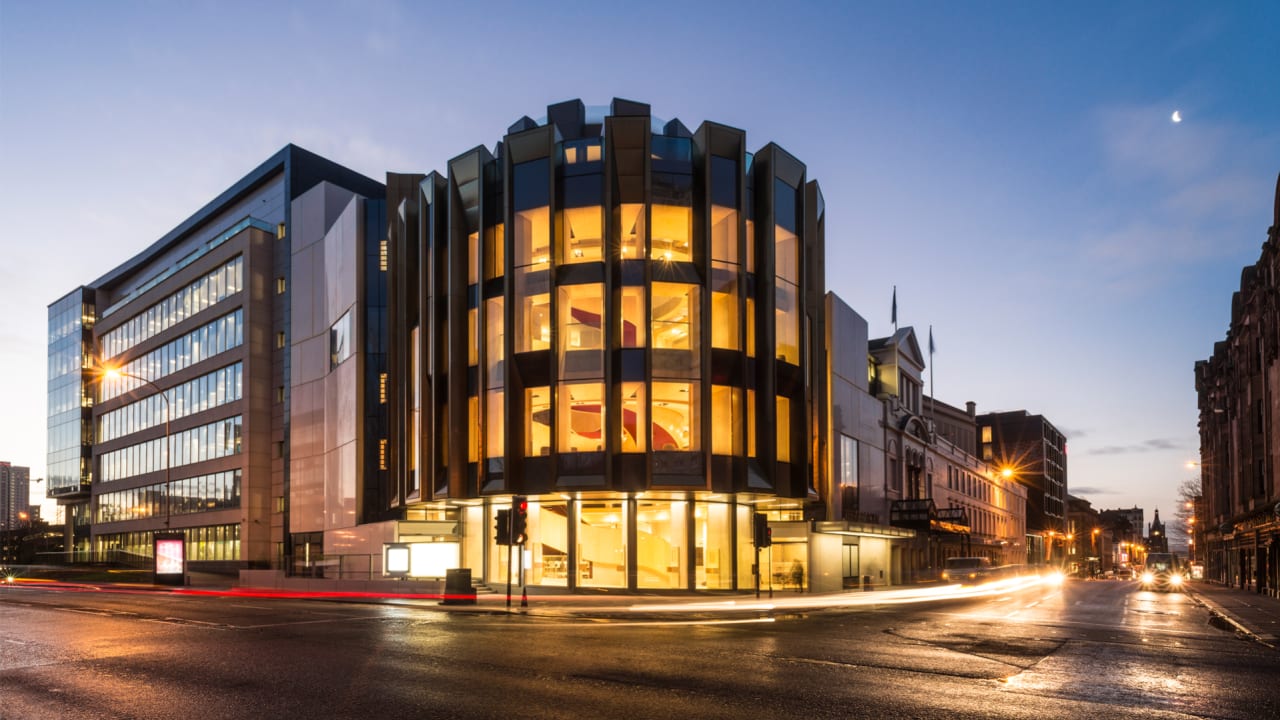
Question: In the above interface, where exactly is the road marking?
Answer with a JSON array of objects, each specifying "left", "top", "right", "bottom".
[{"left": 234, "top": 615, "right": 391, "bottom": 630}]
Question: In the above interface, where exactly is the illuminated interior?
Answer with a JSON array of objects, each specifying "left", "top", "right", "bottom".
[
  {"left": 558, "top": 382, "right": 605, "bottom": 453},
  {"left": 652, "top": 381, "right": 697, "bottom": 451},
  {"left": 650, "top": 203, "right": 691, "bottom": 262},
  {"left": 560, "top": 205, "right": 603, "bottom": 263},
  {"left": 614, "top": 203, "right": 644, "bottom": 258}
]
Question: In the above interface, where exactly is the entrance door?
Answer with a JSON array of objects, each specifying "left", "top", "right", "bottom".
[{"left": 843, "top": 544, "right": 861, "bottom": 588}]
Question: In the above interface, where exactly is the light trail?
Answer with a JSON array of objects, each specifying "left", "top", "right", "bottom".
[{"left": 628, "top": 575, "right": 1057, "bottom": 614}]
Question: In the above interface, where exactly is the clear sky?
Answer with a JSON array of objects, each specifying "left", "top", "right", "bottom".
[{"left": 2, "top": 1, "right": 1277, "bottom": 530}]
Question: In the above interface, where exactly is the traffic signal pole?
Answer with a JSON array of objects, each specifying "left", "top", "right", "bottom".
[{"left": 506, "top": 542, "right": 513, "bottom": 610}]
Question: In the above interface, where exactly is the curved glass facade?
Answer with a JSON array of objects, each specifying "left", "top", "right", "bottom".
[{"left": 388, "top": 99, "right": 826, "bottom": 591}]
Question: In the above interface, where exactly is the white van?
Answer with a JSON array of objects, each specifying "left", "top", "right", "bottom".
[{"left": 941, "top": 557, "right": 993, "bottom": 583}]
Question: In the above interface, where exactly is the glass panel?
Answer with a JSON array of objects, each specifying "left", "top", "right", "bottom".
[
  {"left": 526, "top": 386, "right": 551, "bottom": 457},
  {"left": 485, "top": 391, "right": 504, "bottom": 459},
  {"left": 620, "top": 382, "right": 646, "bottom": 453},
  {"left": 515, "top": 206, "right": 550, "bottom": 269},
  {"left": 558, "top": 283, "right": 604, "bottom": 380},
  {"left": 775, "top": 281, "right": 799, "bottom": 365},
  {"left": 651, "top": 172, "right": 692, "bottom": 262},
  {"left": 747, "top": 389, "right": 756, "bottom": 458},
  {"left": 637, "top": 500, "right": 687, "bottom": 589},
  {"left": 711, "top": 205, "right": 738, "bottom": 265},
  {"left": 737, "top": 503, "right": 755, "bottom": 589},
  {"left": 710, "top": 385, "right": 741, "bottom": 456},
  {"left": 467, "top": 308, "right": 477, "bottom": 367},
  {"left": 614, "top": 203, "right": 644, "bottom": 259},
  {"left": 558, "top": 382, "right": 604, "bottom": 453},
  {"left": 530, "top": 500, "right": 569, "bottom": 586},
  {"left": 515, "top": 269, "right": 551, "bottom": 353},
  {"left": 710, "top": 266, "right": 738, "bottom": 350},
  {"left": 467, "top": 231, "right": 479, "bottom": 285},
  {"left": 513, "top": 158, "right": 550, "bottom": 270},
  {"left": 468, "top": 396, "right": 480, "bottom": 463},
  {"left": 329, "top": 311, "right": 352, "bottom": 369},
  {"left": 652, "top": 381, "right": 698, "bottom": 451},
  {"left": 776, "top": 395, "right": 791, "bottom": 463},
  {"left": 695, "top": 502, "right": 732, "bottom": 589},
  {"left": 652, "top": 283, "right": 697, "bottom": 351},
  {"left": 839, "top": 430, "right": 860, "bottom": 515},
  {"left": 577, "top": 501, "right": 626, "bottom": 588},
  {"left": 561, "top": 206, "right": 603, "bottom": 263},
  {"left": 620, "top": 286, "right": 645, "bottom": 348},
  {"left": 774, "top": 178, "right": 799, "bottom": 284},
  {"left": 485, "top": 298, "right": 504, "bottom": 388},
  {"left": 484, "top": 224, "right": 505, "bottom": 279}
]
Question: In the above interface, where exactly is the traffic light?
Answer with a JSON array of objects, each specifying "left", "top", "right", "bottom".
[
  {"left": 753, "top": 513, "right": 771, "bottom": 548},
  {"left": 495, "top": 509, "right": 511, "bottom": 545},
  {"left": 511, "top": 496, "right": 528, "bottom": 545}
]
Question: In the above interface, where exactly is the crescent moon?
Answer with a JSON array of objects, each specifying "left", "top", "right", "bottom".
[{"left": 1171, "top": 110, "right": 1182, "bottom": 123}]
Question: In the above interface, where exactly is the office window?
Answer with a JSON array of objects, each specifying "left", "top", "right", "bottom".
[
  {"left": 558, "top": 283, "right": 604, "bottom": 379},
  {"left": 558, "top": 382, "right": 604, "bottom": 453},
  {"left": 513, "top": 158, "right": 550, "bottom": 270},
  {"left": 527, "top": 386, "right": 551, "bottom": 456},
  {"left": 652, "top": 283, "right": 697, "bottom": 351},
  {"left": 614, "top": 203, "right": 645, "bottom": 259},
  {"left": 710, "top": 385, "right": 741, "bottom": 456},
  {"left": 276, "top": 277, "right": 286, "bottom": 294},
  {"left": 621, "top": 382, "right": 646, "bottom": 453},
  {"left": 652, "top": 381, "right": 697, "bottom": 451},
  {"left": 329, "top": 311, "right": 352, "bottom": 369}
]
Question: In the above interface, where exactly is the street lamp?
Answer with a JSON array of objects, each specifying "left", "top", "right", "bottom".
[{"left": 102, "top": 367, "right": 171, "bottom": 529}]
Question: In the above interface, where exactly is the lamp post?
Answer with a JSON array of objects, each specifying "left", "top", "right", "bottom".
[
  {"left": 1091, "top": 527, "right": 1100, "bottom": 577},
  {"left": 103, "top": 368, "right": 171, "bottom": 529}
]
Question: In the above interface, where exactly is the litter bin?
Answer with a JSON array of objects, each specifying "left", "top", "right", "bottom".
[{"left": 442, "top": 568, "right": 476, "bottom": 605}]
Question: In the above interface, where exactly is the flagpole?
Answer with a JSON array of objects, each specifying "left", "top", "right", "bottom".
[
  {"left": 891, "top": 286, "right": 898, "bottom": 333},
  {"left": 928, "top": 325, "right": 935, "bottom": 418}
]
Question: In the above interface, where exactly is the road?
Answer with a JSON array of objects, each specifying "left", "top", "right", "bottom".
[{"left": 2, "top": 577, "right": 1277, "bottom": 719}]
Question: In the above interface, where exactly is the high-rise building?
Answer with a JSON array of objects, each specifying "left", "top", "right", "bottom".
[
  {"left": 976, "top": 409, "right": 1068, "bottom": 564},
  {"left": 1, "top": 462, "right": 31, "bottom": 530}
]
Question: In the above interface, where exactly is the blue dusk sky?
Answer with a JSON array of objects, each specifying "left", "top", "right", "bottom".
[{"left": 2, "top": 1, "right": 1277, "bottom": 527}]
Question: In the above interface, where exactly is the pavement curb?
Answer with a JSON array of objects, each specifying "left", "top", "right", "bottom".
[{"left": 1187, "top": 588, "right": 1278, "bottom": 650}]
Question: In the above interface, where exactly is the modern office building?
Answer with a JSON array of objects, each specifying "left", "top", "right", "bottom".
[
  {"left": 1195, "top": 172, "right": 1279, "bottom": 596},
  {"left": 1, "top": 462, "right": 31, "bottom": 531},
  {"left": 976, "top": 409, "right": 1068, "bottom": 564},
  {"left": 47, "top": 145, "right": 384, "bottom": 569}
]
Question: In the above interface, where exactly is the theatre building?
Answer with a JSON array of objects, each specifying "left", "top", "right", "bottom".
[{"left": 380, "top": 98, "right": 828, "bottom": 591}]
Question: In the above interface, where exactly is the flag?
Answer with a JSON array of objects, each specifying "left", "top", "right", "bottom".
[
  {"left": 891, "top": 286, "right": 897, "bottom": 326},
  {"left": 929, "top": 326, "right": 936, "bottom": 356}
]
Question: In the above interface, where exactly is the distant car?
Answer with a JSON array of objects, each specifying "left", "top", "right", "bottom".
[
  {"left": 1140, "top": 552, "right": 1184, "bottom": 592},
  {"left": 941, "top": 557, "right": 993, "bottom": 583}
]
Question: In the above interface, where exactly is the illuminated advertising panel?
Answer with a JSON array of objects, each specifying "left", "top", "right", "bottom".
[
  {"left": 384, "top": 544, "right": 410, "bottom": 577},
  {"left": 153, "top": 533, "right": 185, "bottom": 586},
  {"left": 408, "top": 542, "right": 460, "bottom": 578}
]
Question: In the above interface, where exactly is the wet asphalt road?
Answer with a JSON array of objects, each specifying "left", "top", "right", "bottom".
[{"left": 2, "top": 579, "right": 1277, "bottom": 720}]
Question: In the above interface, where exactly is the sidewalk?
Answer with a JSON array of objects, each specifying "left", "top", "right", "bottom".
[{"left": 1186, "top": 581, "right": 1280, "bottom": 648}]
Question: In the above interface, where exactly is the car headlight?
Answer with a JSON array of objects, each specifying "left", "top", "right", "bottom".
[
  {"left": 1141, "top": 572, "right": 1155, "bottom": 583},
  {"left": 1169, "top": 574, "right": 1183, "bottom": 585}
]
